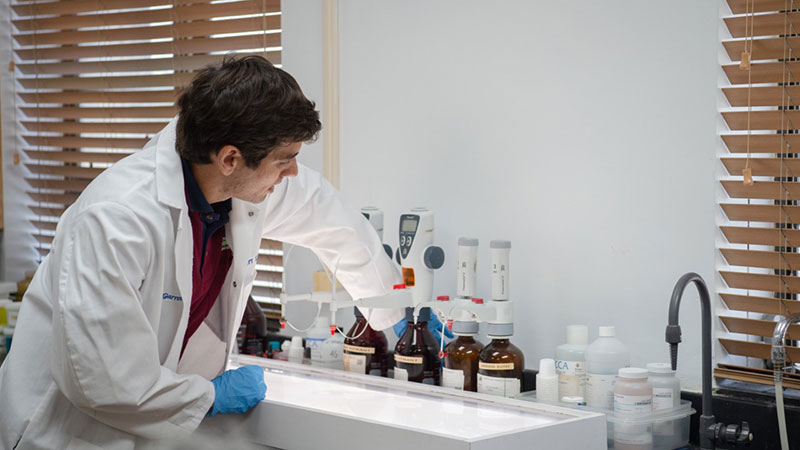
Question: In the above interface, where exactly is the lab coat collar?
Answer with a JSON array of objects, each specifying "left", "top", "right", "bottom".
[{"left": 155, "top": 116, "right": 187, "bottom": 211}]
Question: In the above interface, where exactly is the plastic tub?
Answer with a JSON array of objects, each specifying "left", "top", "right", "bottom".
[{"left": 517, "top": 391, "right": 695, "bottom": 450}]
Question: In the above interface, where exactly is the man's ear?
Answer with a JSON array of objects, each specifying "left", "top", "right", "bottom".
[{"left": 215, "top": 145, "right": 240, "bottom": 176}]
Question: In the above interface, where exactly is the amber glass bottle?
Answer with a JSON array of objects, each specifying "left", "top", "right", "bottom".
[
  {"left": 343, "top": 308, "right": 388, "bottom": 376},
  {"left": 478, "top": 334, "right": 525, "bottom": 398},
  {"left": 393, "top": 307, "right": 441, "bottom": 385},
  {"left": 443, "top": 321, "right": 483, "bottom": 392},
  {"left": 238, "top": 295, "right": 267, "bottom": 356}
]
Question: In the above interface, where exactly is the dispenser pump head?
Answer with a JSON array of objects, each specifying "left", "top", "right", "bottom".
[{"left": 490, "top": 240, "right": 511, "bottom": 301}]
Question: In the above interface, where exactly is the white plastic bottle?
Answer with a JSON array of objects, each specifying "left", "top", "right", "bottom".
[
  {"left": 613, "top": 367, "right": 653, "bottom": 450},
  {"left": 288, "top": 336, "right": 304, "bottom": 363},
  {"left": 536, "top": 358, "right": 559, "bottom": 402},
  {"left": 306, "top": 316, "right": 332, "bottom": 361},
  {"left": 647, "top": 362, "right": 680, "bottom": 410},
  {"left": 584, "top": 326, "right": 630, "bottom": 410},
  {"left": 555, "top": 325, "right": 588, "bottom": 398}
]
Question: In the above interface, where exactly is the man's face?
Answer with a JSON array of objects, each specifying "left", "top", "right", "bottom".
[{"left": 229, "top": 141, "right": 301, "bottom": 203}]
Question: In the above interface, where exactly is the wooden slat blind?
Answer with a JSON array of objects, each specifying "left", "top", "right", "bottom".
[
  {"left": 14, "top": 0, "right": 285, "bottom": 306},
  {"left": 719, "top": 0, "right": 800, "bottom": 384}
]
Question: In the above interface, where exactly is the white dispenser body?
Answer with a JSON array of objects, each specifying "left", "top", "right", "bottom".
[{"left": 397, "top": 208, "right": 436, "bottom": 306}]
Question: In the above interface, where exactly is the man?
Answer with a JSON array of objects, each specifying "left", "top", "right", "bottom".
[{"left": 0, "top": 56, "right": 410, "bottom": 450}]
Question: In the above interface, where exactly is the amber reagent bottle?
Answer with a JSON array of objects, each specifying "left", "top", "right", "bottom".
[
  {"left": 443, "top": 320, "right": 483, "bottom": 392},
  {"left": 343, "top": 307, "right": 388, "bottom": 376},
  {"left": 393, "top": 307, "right": 441, "bottom": 385},
  {"left": 478, "top": 335, "right": 524, "bottom": 397}
]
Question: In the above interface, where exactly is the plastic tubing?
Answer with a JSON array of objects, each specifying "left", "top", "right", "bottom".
[
  {"left": 281, "top": 243, "right": 382, "bottom": 340},
  {"left": 775, "top": 363, "right": 790, "bottom": 450},
  {"left": 281, "top": 250, "right": 335, "bottom": 334}
]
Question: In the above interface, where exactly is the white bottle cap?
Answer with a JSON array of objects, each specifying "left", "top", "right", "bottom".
[
  {"left": 288, "top": 336, "right": 304, "bottom": 360},
  {"left": 291, "top": 336, "right": 304, "bottom": 349},
  {"left": 646, "top": 362, "right": 675, "bottom": 374},
  {"left": 566, "top": 325, "right": 589, "bottom": 345},
  {"left": 538, "top": 358, "right": 557, "bottom": 377},
  {"left": 618, "top": 367, "right": 648, "bottom": 379},
  {"left": 281, "top": 340, "right": 291, "bottom": 352},
  {"left": 598, "top": 326, "right": 616, "bottom": 337}
]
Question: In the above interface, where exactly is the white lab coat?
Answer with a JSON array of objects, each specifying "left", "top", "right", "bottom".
[{"left": 0, "top": 118, "right": 403, "bottom": 450}]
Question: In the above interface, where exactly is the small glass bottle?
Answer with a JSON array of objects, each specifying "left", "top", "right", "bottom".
[
  {"left": 343, "top": 307, "right": 388, "bottom": 377},
  {"left": 478, "top": 323, "right": 525, "bottom": 398},
  {"left": 238, "top": 295, "right": 267, "bottom": 356},
  {"left": 442, "top": 320, "right": 484, "bottom": 391},
  {"left": 393, "top": 307, "right": 441, "bottom": 385}
]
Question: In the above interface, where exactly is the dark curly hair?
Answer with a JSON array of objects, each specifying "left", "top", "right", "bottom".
[{"left": 176, "top": 55, "right": 321, "bottom": 168}]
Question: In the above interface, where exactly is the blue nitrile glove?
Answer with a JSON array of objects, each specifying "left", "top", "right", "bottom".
[
  {"left": 208, "top": 365, "right": 267, "bottom": 416},
  {"left": 393, "top": 314, "right": 454, "bottom": 345}
]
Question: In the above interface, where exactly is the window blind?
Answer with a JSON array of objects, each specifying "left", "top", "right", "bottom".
[
  {"left": 719, "top": 0, "right": 800, "bottom": 382},
  {"left": 12, "top": 0, "right": 284, "bottom": 307}
]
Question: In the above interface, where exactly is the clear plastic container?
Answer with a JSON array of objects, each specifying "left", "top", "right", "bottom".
[
  {"left": 607, "top": 401, "right": 694, "bottom": 450},
  {"left": 516, "top": 391, "right": 695, "bottom": 450}
]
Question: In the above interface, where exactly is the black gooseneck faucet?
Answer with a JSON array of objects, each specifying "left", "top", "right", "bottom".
[{"left": 665, "top": 272, "right": 752, "bottom": 449}]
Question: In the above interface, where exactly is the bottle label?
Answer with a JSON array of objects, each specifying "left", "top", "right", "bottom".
[
  {"left": 613, "top": 393, "right": 652, "bottom": 414},
  {"left": 394, "top": 367, "right": 408, "bottom": 381},
  {"left": 442, "top": 367, "right": 465, "bottom": 390},
  {"left": 343, "top": 353, "right": 367, "bottom": 374},
  {"left": 305, "top": 337, "right": 326, "bottom": 349},
  {"left": 343, "top": 344, "right": 375, "bottom": 355},
  {"left": 555, "top": 359, "right": 586, "bottom": 397},
  {"left": 478, "top": 362, "right": 514, "bottom": 370},
  {"left": 652, "top": 387, "right": 674, "bottom": 410},
  {"left": 311, "top": 342, "right": 341, "bottom": 363},
  {"left": 394, "top": 354, "right": 423, "bottom": 365},
  {"left": 585, "top": 373, "right": 616, "bottom": 409},
  {"left": 477, "top": 373, "right": 520, "bottom": 398}
]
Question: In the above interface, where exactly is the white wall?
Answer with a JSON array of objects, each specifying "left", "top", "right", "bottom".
[{"left": 285, "top": 0, "right": 722, "bottom": 390}]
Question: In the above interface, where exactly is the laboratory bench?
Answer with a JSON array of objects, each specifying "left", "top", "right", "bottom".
[
  {"left": 248, "top": 334, "right": 798, "bottom": 450},
  {"left": 198, "top": 355, "right": 607, "bottom": 450}
]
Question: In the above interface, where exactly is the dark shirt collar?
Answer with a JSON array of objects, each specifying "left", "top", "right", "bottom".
[{"left": 180, "top": 158, "right": 232, "bottom": 222}]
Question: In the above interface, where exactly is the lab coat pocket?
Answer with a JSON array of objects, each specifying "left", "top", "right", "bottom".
[{"left": 65, "top": 436, "right": 106, "bottom": 450}]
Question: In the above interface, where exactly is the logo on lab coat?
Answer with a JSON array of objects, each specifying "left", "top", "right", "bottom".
[{"left": 162, "top": 292, "right": 183, "bottom": 302}]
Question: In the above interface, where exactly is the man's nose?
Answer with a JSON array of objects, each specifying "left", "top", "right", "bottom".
[{"left": 283, "top": 158, "right": 299, "bottom": 178}]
